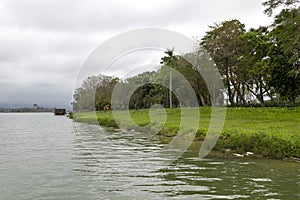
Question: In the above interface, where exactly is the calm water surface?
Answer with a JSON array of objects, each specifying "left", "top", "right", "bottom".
[{"left": 0, "top": 113, "right": 299, "bottom": 199}]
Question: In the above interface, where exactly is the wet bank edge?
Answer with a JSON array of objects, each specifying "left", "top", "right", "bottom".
[{"left": 71, "top": 114, "right": 300, "bottom": 162}]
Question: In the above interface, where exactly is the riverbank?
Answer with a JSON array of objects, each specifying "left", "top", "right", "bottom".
[{"left": 73, "top": 107, "right": 300, "bottom": 159}]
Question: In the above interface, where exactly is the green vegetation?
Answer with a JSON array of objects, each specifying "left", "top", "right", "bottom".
[
  {"left": 73, "top": 1, "right": 300, "bottom": 111},
  {"left": 74, "top": 107, "right": 300, "bottom": 159},
  {"left": 72, "top": 1, "right": 300, "bottom": 160}
]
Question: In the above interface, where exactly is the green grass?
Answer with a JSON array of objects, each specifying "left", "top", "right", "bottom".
[{"left": 74, "top": 107, "right": 300, "bottom": 159}]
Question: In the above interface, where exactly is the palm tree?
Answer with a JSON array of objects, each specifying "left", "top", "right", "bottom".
[{"left": 160, "top": 48, "right": 177, "bottom": 108}]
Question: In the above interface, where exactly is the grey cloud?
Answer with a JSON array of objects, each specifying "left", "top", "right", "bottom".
[
  {"left": 0, "top": 0, "right": 272, "bottom": 108},
  {"left": 0, "top": 28, "right": 42, "bottom": 62},
  {"left": 2, "top": 0, "right": 270, "bottom": 33}
]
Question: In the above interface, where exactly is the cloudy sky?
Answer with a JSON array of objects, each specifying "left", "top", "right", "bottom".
[{"left": 0, "top": 0, "right": 273, "bottom": 109}]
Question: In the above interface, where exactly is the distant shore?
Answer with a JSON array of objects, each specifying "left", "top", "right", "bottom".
[
  {"left": 0, "top": 107, "right": 54, "bottom": 113},
  {"left": 73, "top": 107, "right": 300, "bottom": 160}
]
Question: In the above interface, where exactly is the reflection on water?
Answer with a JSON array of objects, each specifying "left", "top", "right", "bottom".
[
  {"left": 74, "top": 123, "right": 300, "bottom": 199},
  {"left": 0, "top": 113, "right": 299, "bottom": 200}
]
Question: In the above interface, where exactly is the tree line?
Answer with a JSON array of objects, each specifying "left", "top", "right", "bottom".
[
  {"left": 73, "top": 0, "right": 300, "bottom": 111},
  {"left": 72, "top": 53, "right": 216, "bottom": 111}
]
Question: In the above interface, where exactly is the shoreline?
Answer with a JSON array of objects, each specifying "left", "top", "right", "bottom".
[{"left": 73, "top": 107, "right": 300, "bottom": 160}]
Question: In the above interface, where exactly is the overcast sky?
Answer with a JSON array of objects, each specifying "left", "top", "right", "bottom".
[{"left": 0, "top": 0, "right": 273, "bottom": 109}]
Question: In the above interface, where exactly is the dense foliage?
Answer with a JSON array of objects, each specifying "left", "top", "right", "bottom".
[
  {"left": 73, "top": 1, "right": 300, "bottom": 111},
  {"left": 201, "top": 1, "right": 300, "bottom": 106}
]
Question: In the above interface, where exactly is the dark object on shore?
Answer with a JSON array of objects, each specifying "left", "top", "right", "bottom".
[
  {"left": 54, "top": 108, "right": 66, "bottom": 115},
  {"left": 103, "top": 105, "right": 110, "bottom": 113},
  {"left": 67, "top": 112, "right": 73, "bottom": 119}
]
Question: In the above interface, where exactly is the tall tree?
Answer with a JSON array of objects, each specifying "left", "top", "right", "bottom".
[
  {"left": 201, "top": 20, "right": 246, "bottom": 106},
  {"left": 239, "top": 27, "right": 273, "bottom": 106},
  {"left": 72, "top": 75, "right": 119, "bottom": 111},
  {"left": 160, "top": 49, "right": 178, "bottom": 108},
  {"left": 267, "top": 8, "right": 300, "bottom": 103}
]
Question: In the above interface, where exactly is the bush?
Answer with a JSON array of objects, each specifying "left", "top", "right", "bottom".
[{"left": 220, "top": 130, "right": 299, "bottom": 159}]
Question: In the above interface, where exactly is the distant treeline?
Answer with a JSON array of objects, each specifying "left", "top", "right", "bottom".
[
  {"left": 73, "top": 0, "right": 300, "bottom": 111},
  {"left": 0, "top": 107, "right": 53, "bottom": 113}
]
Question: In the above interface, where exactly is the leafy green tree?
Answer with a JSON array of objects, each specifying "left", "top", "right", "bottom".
[
  {"left": 126, "top": 71, "right": 158, "bottom": 109},
  {"left": 72, "top": 75, "right": 119, "bottom": 111},
  {"left": 173, "top": 55, "right": 210, "bottom": 106},
  {"left": 267, "top": 8, "right": 300, "bottom": 104},
  {"left": 201, "top": 20, "right": 246, "bottom": 106},
  {"left": 239, "top": 27, "right": 274, "bottom": 106},
  {"left": 95, "top": 76, "right": 119, "bottom": 110}
]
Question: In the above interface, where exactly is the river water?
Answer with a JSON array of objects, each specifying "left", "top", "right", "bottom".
[{"left": 0, "top": 113, "right": 299, "bottom": 200}]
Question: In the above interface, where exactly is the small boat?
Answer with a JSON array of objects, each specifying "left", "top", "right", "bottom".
[{"left": 54, "top": 108, "right": 66, "bottom": 116}]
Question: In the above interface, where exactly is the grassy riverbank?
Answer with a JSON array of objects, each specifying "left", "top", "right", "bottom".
[{"left": 74, "top": 107, "right": 300, "bottom": 159}]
